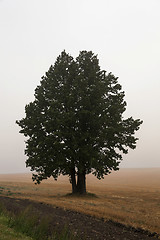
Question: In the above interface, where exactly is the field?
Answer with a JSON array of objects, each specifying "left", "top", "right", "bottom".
[{"left": 0, "top": 168, "right": 160, "bottom": 235}]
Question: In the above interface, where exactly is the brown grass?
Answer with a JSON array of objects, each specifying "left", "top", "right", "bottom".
[{"left": 0, "top": 168, "right": 160, "bottom": 234}]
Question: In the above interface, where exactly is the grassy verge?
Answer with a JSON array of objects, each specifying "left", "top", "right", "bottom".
[
  {"left": 0, "top": 215, "right": 33, "bottom": 240},
  {"left": 0, "top": 204, "right": 76, "bottom": 240}
]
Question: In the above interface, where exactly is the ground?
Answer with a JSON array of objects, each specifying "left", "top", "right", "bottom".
[{"left": 0, "top": 196, "right": 158, "bottom": 240}]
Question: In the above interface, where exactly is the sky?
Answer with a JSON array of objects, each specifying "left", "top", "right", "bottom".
[{"left": 0, "top": 0, "right": 160, "bottom": 174}]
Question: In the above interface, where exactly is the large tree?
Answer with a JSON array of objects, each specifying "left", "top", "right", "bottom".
[{"left": 16, "top": 51, "right": 142, "bottom": 194}]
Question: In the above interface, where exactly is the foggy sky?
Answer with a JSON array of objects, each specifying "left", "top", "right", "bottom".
[{"left": 0, "top": 0, "right": 160, "bottom": 174}]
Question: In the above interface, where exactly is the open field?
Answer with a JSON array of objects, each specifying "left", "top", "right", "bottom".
[{"left": 0, "top": 168, "right": 160, "bottom": 235}]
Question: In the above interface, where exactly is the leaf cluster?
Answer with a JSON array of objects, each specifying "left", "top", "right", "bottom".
[{"left": 16, "top": 50, "right": 142, "bottom": 183}]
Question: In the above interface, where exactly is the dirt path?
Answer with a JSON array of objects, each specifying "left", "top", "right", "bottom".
[{"left": 0, "top": 196, "right": 158, "bottom": 240}]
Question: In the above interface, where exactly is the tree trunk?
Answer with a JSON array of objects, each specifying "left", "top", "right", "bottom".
[
  {"left": 70, "top": 168, "right": 77, "bottom": 194},
  {"left": 70, "top": 168, "right": 86, "bottom": 194},
  {"left": 77, "top": 171, "right": 86, "bottom": 194}
]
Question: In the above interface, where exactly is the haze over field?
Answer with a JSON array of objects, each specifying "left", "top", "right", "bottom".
[{"left": 0, "top": 0, "right": 160, "bottom": 173}]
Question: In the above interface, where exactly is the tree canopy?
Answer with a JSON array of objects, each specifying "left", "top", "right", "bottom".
[{"left": 16, "top": 50, "right": 143, "bottom": 194}]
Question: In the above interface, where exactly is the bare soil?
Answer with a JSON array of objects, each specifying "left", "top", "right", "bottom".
[{"left": 0, "top": 196, "right": 158, "bottom": 240}]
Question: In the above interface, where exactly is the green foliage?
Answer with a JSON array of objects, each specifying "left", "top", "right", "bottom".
[
  {"left": 0, "top": 205, "right": 33, "bottom": 240},
  {"left": 0, "top": 220, "right": 33, "bottom": 240},
  {"left": 8, "top": 205, "right": 49, "bottom": 240},
  {"left": 1, "top": 204, "right": 76, "bottom": 240},
  {"left": 16, "top": 50, "right": 142, "bottom": 185}
]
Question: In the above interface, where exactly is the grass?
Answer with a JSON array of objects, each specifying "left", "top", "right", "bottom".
[
  {"left": 65, "top": 192, "right": 98, "bottom": 198},
  {"left": 0, "top": 222, "right": 32, "bottom": 240},
  {"left": 0, "top": 168, "right": 160, "bottom": 235},
  {"left": 0, "top": 213, "right": 33, "bottom": 240},
  {"left": 0, "top": 203, "right": 77, "bottom": 240}
]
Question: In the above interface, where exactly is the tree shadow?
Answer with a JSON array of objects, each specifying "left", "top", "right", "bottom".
[{"left": 64, "top": 192, "right": 98, "bottom": 199}]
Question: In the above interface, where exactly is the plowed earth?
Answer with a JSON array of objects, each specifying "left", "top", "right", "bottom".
[{"left": 0, "top": 196, "right": 158, "bottom": 240}]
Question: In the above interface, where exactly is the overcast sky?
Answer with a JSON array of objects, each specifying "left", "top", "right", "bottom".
[{"left": 0, "top": 0, "right": 160, "bottom": 174}]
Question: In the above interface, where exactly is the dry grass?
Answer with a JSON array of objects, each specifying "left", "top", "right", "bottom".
[{"left": 0, "top": 168, "right": 160, "bottom": 234}]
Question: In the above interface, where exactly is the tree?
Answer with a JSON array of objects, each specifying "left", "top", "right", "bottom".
[{"left": 16, "top": 50, "right": 142, "bottom": 194}]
